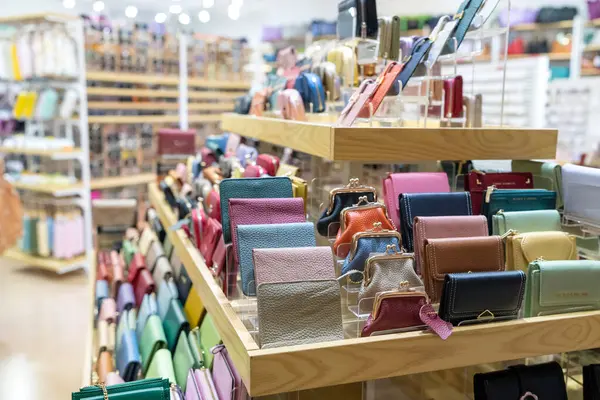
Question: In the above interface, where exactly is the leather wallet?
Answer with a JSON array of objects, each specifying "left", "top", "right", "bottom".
[
  {"left": 253, "top": 246, "right": 335, "bottom": 288},
  {"left": 562, "top": 163, "right": 600, "bottom": 224},
  {"left": 257, "top": 279, "right": 344, "bottom": 349},
  {"left": 256, "top": 154, "right": 280, "bottom": 176},
  {"left": 152, "top": 257, "right": 173, "bottom": 288},
  {"left": 132, "top": 268, "right": 155, "bottom": 308},
  {"left": 220, "top": 177, "right": 293, "bottom": 243},
  {"left": 397, "top": 37, "right": 432, "bottom": 90},
  {"left": 136, "top": 293, "right": 158, "bottom": 341},
  {"left": 439, "top": 271, "right": 525, "bottom": 325},
  {"left": 127, "top": 253, "right": 146, "bottom": 284},
  {"left": 237, "top": 222, "right": 316, "bottom": 296},
  {"left": 96, "top": 350, "right": 114, "bottom": 385},
  {"left": 200, "top": 218, "right": 222, "bottom": 268},
  {"left": 524, "top": 259, "right": 600, "bottom": 318},
  {"left": 146, "top": 241, "right": 166, "bottom": 272},
  {"left": 99, "top": 298, "right": 117, "bottom": 324},
  {"left": 423, "top": 236, "right": 505, "bottom": 303},
  {"left": 337, "top": 79, "right": 377, "bottom": 127},
  {"left": 442, "top": 76, "right": 464, "bottom": 118},
  {"left": 361, "top": 291, "right": 429, "bottom": 337},
  {"left": 138, "top": 227, "right": 156, "bottom": 256},
  {"left": 448, "top": 0, "right": 485, "bottom": 51},
  {"left": 492, "top": 209, "right": 561, "bottom": 236},
  {"left": 356, "top": 62, "right": 404, "bottom": 118},
  {"left": 116, "top": 309, "right": 136, "bottom": 351},
  {"left": 400, "top": 192, "right": 473, "bottom": 252},
  {"left": 184, "top": 289, "right": 205, "bottom": 329},
  {"left": 74, "top": 378, "right": 170, "bottom": 400},
  {"left": 473, "top": 361, "right": 567, "bottom": 400},
  {"left": 117, "top": 282, "right": 135, "bottom": 313},
  {"left": 317, "top": 179, "right": 377, "bottom": 237},
  {"left": 177, "top": 265, "right": 193, "bottom": 306},
  {"left": 413, "top": 215, "right": 488, "bottom": 275},
  {"left": 157, "top": 128, "right": 195, "bottom": 155},
  {"left": 383, "top": 172, "right": 450, "bottom": 230},
  {"left": 158, "top": 279, "right": 179, "bottom": 320},
  {"left": 140, "top": 314, "right": 167, "bottom": 372},
  {"left": 96, "top": 280, "right": 109, "bottom": 310},
  {"left": 145, "top": 348, "right": 177, "bottom": 383},
  {"left": 584, "top": 364, "right": 600, "bottom": 400},
  {"left": 212, "top": 345, "right": 247, "bottom": 400},
  {"left": 97, "top": 320, "right": 116, "bottom": 354},
  {"left": 116, "top": 329, "right": 141, "bottom": 381},
  {"left": 505, "top": 231, "right": 577, "bottom": 272},
  {"left": 163, "top": 298, "right": 190, "bottom": 352},
  {"left": 174, "top": 331, "right": 203, "bottom": 391},
  {"left": 186, "top": 368, "right": 219, "bottom": 400},
  {"left": 199, "top": 314, "right": 221, "bottom": 369},
  {"left": 465, "top": 171, "right": 534, "bottom": 216}
]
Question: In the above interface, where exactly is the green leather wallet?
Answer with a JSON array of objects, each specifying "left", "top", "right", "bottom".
[
  {"left": 173, "top": 330, "right": 203, "bottom": 391},
  {"left": 145, "top": 348, "right": 176, "bottom": 383},
  {"left": 73, "top": 378, "right": 170, "bottom": 400},
  {"left": 492, "top": 210, "right": 562, "bottom": 236},
  {"left": 199, "top": 314, "right": 221, "bottom": 369},
  {"left": 121, "top": 240, "right": 139, "bottom": 268},
  {"left": 524, "top": 260, "right": 600, "bottom": 318},
  {"left": 162, "top": 298, "right": 190, "bottom": 352},
  {"left": 140, "top": 315, "right": 167, "bottom": 373}
]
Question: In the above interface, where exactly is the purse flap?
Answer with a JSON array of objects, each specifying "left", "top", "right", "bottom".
[
  {"left": 517, "top": 232, "right": 576, "bottom": 264},
  {"left": 229, "top": 197, "right": 305, "bottom": 229},
  {"left": 116, "top": 330, "right": 141, "bottom": 377},
  {"left": 426, "top": 236, "right": 504, "bottom": 280},
  {"left": 200, "top": 314, "right": 221, "bottom": 368},
  {"left": 141, "top": 315, "right": 167, "bottom": 370},
  {"left": 402, "top": 192, "right": 472, "bottom": 230},
  {"left": 164, "top": 299, "right": 190, "bottom": 352},
  {"left": 117, "top": 282, "right": 135, "bottom": 313},
  {"left": 538, "top": 260, "right": 600, "bottom": 307},
  {"left": 498, "top": 210, "right": 561, "bottom": 234},
  {"left": 488, "top": 189, "right": 556, "bottom": 212},
  {"left": 385, "top": 172, "right": 451, "bottom": 214},
  {"left": 146, "top": 349, "right": 176, "bottom": 383},
  {"left": 467, "top": 172, "right": 533, "bottom": 192},
  {"left": 157, "top": 279, "right": 178, "bottom": 320},
  {"left": 211, "top": 345, "right": 235, "bottom": 400},
  {"left": 173, "top": 331, "right": 197, "bottom": 387},
  {"left": 136, "top": 293, "right": 158, "bottom": 339}
]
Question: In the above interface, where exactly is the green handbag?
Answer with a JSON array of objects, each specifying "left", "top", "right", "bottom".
[
  {"left": 145, "top": 349, "right": 176, "bottom": 383},
  {"left": 73, "top": 378, "right": 170, "bottom": 400},
  {"left": 173, "top": 330, "right": 203, "bottom": 391},
  {"left": 121, "top": 240, "right": 139, "bottom": 268},
  {"left": 199, "top": 314, "right": 221, "bottom": 369},
  {"left": 162, "top": 299, "right": 190, "bottom": 352},
  {"left": 524, "top": 260, "right": 600, "bottom": 318},
  {"left": 492, "top": 210, "right": 562, "bottom": 236},
  {"left": 140, "top": 315, "right": 167, "bottom": 372}
]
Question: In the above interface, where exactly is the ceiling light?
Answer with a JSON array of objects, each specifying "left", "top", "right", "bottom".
[
  {"left": 202, "top": 0, "right": 215, "bottom": 8},
  {"left": 62, "top": 0, "right": 76, "bottom": 9},
  {"left": 169, "top": 4, "right": 182, "bottom": 14},
  {"left": 228, "top": 4, "right": 240, "bottom": 20},
  {"left": 232, "top": 0, "right": 243, "bottom": 7},
  {"left": 178, "top": 13, "right": 190, "bottom": 24},
  {"left": 92, "top": 0, "right": 104, "bottom": 12},
  {"left": 155, "top": 12, "right": 167, "bottom": 23},
  {"left": 198, "top": 10, "right": 210, "bottom": 23},
  {"left": 125, "top": 5, "right": 138, "bottom": 18}
]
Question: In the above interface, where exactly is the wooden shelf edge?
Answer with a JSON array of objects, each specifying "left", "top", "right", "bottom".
[
  {"left": 0, "top": 146, "right": 83, "bottom": 159},
  {"left": 91, "top": 173, "right": 156, "bottom": 190},
  {"left": 88, "top": 115, "right": 221, "bottom": 124},
  {"left": 12, "top": 181, "right": 83, "bottom": 195},
  {"left": 3, "top": 248, "right": 87, "bottom": 273},
  {"left": 87, "top": 71, "right": 251, "bottom": 90}
]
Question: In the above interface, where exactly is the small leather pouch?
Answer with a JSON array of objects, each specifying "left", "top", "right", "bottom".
[
  {"left": 177, "top": 266, "right": 193, "bottom": 305},
  {"left": 97, "top": 320, "right": 116, "bottom": 354},
  {"left": 278, "top": 89, "right": 307, "bottom": 121},
  {"left": 186, "top": 368, "right": 219, "bottom": 400},
  {"left": 99, "top": 298, "right": 117, "bottom": 323},
  {"left": 492, "top": 209, "right": 561, "bottom": 236},
  {"left": 127, "top": 253, "right": 146, "bottom": 284},
  {"left": 136, "top": 293, "right": 158, "bottom": 341},
  {"left": 199, "top": 314, "right": 221, "bottom": 369},
  {"left": 465, "top": 171, "right": 534, "bottom": 216},
  {"left": 116, "top": 330, "right": 141, "bottom": 382},
  {"left": 140, "top": 314, "right": 167, "bottom": 372},
  {"left": 146, "top": 241, "right": 166, "bottom": 272},
  {"left": 116, "top": 283, "right": 135, "bottom": 313},
  {"left": 423, "top": 236, "right": 505, "bottom": 303},
  {"left": 200, "top": 218, "right": 222, "bottom": 268},
  {"left": 524, "top": 260, "right": 600, "bottom": 317},
  {"left": 163, "top": 298, "right": 190, "bottom": 352},
  {"left": 152, "top": 257, "right": 173, "bottom": 288},
  {"left": 317, "top": 179, "right": 377, "bottom": 237},
  {"left": 439, "top": 271, "right": 525, "bottom": 326},
  {"left": 133, "top": 268, "right": 155, "bottom": 307},
  {"left": 243, "top": 163, "right": 266, "bottom": 178},
  {"left": 96, "top": 280, "right": 109, "bottom": 310},
  {"left": 383, "top": 172, "right": 450, "bottom": 229},
  {"left": 256, "top": 154, "right": 280, "bottom": 177},
  {"left": 505, "top": 231, "right": 577, "bottom": 272},
  {"left": 400, "top": 192, "right": 472, "bottom": 252},
  {"left": 184, "top": 289, "right": 205, "bottom": 329},
  {"left": 138, "top": 227, "right": 156, "bottom": 257},
  {"left": 96, "top": 351, "right": 114, "bottom": 384},
  {"left": 145, "top": 348, "right": 176, "bottom": 383},
  {"left": 158, "top": 278, "right": 179, "bottom": 320},
  {"left": 174, "top": 331, "right": 203, "bottom": 391},
  {"left": 157, "top": 128, "right": 196, "bottom": 156},
  {"left": 334, "top": 199, "right": 395, "bottom": 257}
]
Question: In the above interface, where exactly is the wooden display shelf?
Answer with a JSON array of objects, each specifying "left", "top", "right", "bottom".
[
  {"left": 150, "top": 183, "right": 598, "bottom": 396},
  {"left": 90, "top": 173, "right": 155, "bottom": 190},
  {"left": 221, "top": 113, "right": 558, "bottom": 162},
  {"left": 86, "top": 71, "right": 251, "bottom": 90},
  {"left": 87, "top": 102, "right": 234, "bottom": 112},
  {"left": 87, "top": 87, "right": 245, "bottom": 100},
  {"left": 0, "top": 146, "right": 83, "bottom": 160},
  {"left": 582, "top": 68, "right": 600, "bottom": 76},
  {"left": 12, "top": 180, "right": 83, "bottom": 196},
  {"left": 512, "top": 20, "right": 574, "bottom": 31},
  {"left": 0, "top": 12, "right": 77, "bottom": 24},
  {"left": 88, "top": 115, "right": 221, "bottom": 124},
  {"left": 3, "top": 248, "right": 87, "bottom": 274}
]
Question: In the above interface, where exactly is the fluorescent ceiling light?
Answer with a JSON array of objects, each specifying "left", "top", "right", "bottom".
[
  {"left": 178, "top": 13, "right": 190, "bottom": 24},
  {"left": 202, "top": 0, "right": 215, "bottom": 8},
  {"left": 62, "top": 0, "right": 76, "bottom": 9},
  {"left": 155, "top": 12, "right": 167, "bottom": 23},
  {"left": 169, "top": 4, "right": 182, "bottom": 14},
  {"left": 198, "top": 10, "right": 210, "bottom": 23},
  {"left": 228, "top": 4, "right": 240, "bottom": 20},
  {"left": 92, "top": 0, "right": 104, "bottom": 12}
]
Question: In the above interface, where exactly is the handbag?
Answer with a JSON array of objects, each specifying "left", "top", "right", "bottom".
[
  {"left": 186, "top": 368, "right": 219, "bottom": 400},
  {"left": 73, "top": 378, "right": 170, "bottom": 400},
  {"left": 145, "top": 348, "right": 176, "bottom": 383},
  {"left": 116, "top": 330, "right": 141, "bottom": 381},
  {"left": 96, "top": 280, "right": 109, "bottom": 310},
  {"left": 400, "top": 192, "right": 472, "bottom": 252},
  {"left": 313, "top": 62, "right": 340, "bottom": 101},
  {"left": 465, "top": 171, "right": 534, "bottom": 216},
  {"left": 116, "top": 283, "right": 135, "bottom": 314},
  {"left": 121, "top": 240, "right": 139, "bottom": 269},
  {"left": 140, "top": 314, "right": 167, "bottom": 372},
  {"left": 200, "top": 218, "right": 222, "bottom": 268},
  {"left": 278, "top": 89, "right": 307, "bottom": 120},
  {"left": 492, "top": 209, "right": 561, "bottom": 236},
  {"left": 99, "top": 298, "right": 117, "bottom": 324},
  {"left": 212, "top": 345, "right": 248, "bottom": 400},
  {"left": 184, "top": 289, "right": 205, "bottom": 329},
  {"left": 277, "top": 46, "right": 297, "bottom": 70},
  {"left": 439, "top": 271, "right": 525, "bottom": 326},
  {"left": 250, "top": 88, "right": 271, "bottom": 116},
  {"left": 562, "top": 163, "right": 600, "bottom": 224},
  {"left": 199, "top": 314, "right": 222, "bottom": 368},
  {"left": 423, "top": 236, "right": 505, "bottom": 303},
  {"left": 136, "top": 293, "right": 158, "bottom": 341},
  {"left": 294, "top": 72, "right": 326, "bottom": 113},
  {"left": 173, "top": 331, "right": 203, "bottom": 391},
  {"left": 162, "top": 298, "right": 190, "bottom": 352},
  {"left": 157, "top": 128, "right": 196, "bottom": 156},
  {"left": 505, "top": 231, "right": 577, "bottom": 272},
  {"left": 256, "top": 154, "right": 280, "bottom": 177}
]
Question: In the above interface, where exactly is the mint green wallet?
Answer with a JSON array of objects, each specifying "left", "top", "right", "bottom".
[
  {"left": 524, "top": 260, "right": 600, "bottom": 318},
  {"left": 492, "top": 210, "right": 562, "bottom": 236},
  {"left": 145, "top": 348, "right": 176, "bottom": 383},
  {"left": 140, "top": 315, "right": 167, "bottom": 372},
  {"left": 173, "top": 330, "right": 203, "bottom": 391}
]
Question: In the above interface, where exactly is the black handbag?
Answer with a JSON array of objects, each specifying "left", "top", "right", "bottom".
[{"left": 584, "top": 364, "right": 600, "bottom": 400}]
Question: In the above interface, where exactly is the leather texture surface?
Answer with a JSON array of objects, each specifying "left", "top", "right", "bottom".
[
  {"left": 184, "top": 289, "right": 205, "bottom": 329},
  {"left": 116, "top": 329, "right": 141, "bottom": 382},
  {"left": 140, "top": 315, "right": 167, "bottom": 372},
  {"left": 96, "top": 351, "right": 114, "bottom": 387},
  {"left": 212, "top": 345, "right": 246, "bottom": 400},
  {"left": 524, "top": 260, "right": 600, "bottom": 317},
  {"left": 163, "top": 298, "right": 189, "bottom": 352},
  {"left": 257, "top": 279, "right": 343, "bottom": 349},
  {"left": 465, "top": 171, "right": 533, "bottom": 215},
  {"left": 237, "top": 222, "right": 316, "bottom": 296},
  {"left": 482, "top": 189, "right": 556, "bottom": 233},
  {"left": 423, "top": 236, "right": 505, "bottom": 303},
  {"left": 492, "top": 209, "right": 561, "bottom": 236},
  {"left": 117, "top": 282, "right": 135, "bottom": 313},
  {"left": 133, "top": 268, "right": 155, "bottom": 307},
  {"left": 146, "top": 241, "right": 165, "bottom": 272},
  {"left": 200, "top": 218, "right": 222, "bottom": 267},
  {"left": 220, "top": 177, "right": 293, "bottom": 243},
  {"left": 157, "top": 279, "right": 179, "bottom": 320},
  {"left": 173, "top": 331, "right": 201, "bottom": 391},
  {"left": 317, "top": 191, "right": 376, "bottom": 237},
  {"left": 342, "top": 235, "right": 401, "bottom": 282},
  {"left": 116, "top": 309, "right": 136, "bottom": 351},
  {"left": 334, "top": 205, "right": 396, "bottom": 257},
  {"left": 152, "top": 257, "right": 173, "bottom": 288},
  {"left": 383, "top": 172, "right": 450, "bottom": 229},
  {"left": 439, "top": 271, "right": 525, "bottom": 325},
  {"left": 413, "top": 215, "right": 488, "bottom": 275},
  {"left": 199, "top": 314, "right": 221, "bottom": 369},
  {"left": 253, "top": 246, "right": 335, "bottom": 287},
  {"left": 74, "top": 378, "right": 171, "bottom": 400},
  {"left": 145, "top": 348, "right": 176, "bottom": 383},
  {"left": 361, "top": 294, "right": 426, "bottom": 337},
  {"left": 136, "top": 293, "right": 158, "bottom": 341},
  {"left": 400, "top": 192, "right": 473, "bottom": 252},
  {"left": 99, "top": 297, "right": 116, "bottom": 324},
  {"left": 186, "top": 368, "right": 219, "bottom": 400},
  {"left": 562, "top": 163, "right": 600, "bottom": 223},
  {"left": 506, "top": 231, "right": 577, "bottom": 272}
]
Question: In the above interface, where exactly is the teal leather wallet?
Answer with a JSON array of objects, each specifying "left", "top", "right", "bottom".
[
  {"left": 492, "top": 210, "right": 562, "bottom": 236},
  {"left": 524, "top": 260, "right": 600, "bottom": 317},
  {"left": 162, "top": 299, "right": 190, "bottom": 352},
  {"left": 74, "top": 378, "right": 171, "bottom": 400},
  {"left": 157, "top": 279, "right": 179, "bottom": 320}
]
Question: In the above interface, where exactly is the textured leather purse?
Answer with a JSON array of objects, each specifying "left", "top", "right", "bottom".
[
  {"left": 439, "top": 271, "right": 525, "bottom": 325},
  {"left": 237, "top": 222, "right": 316, "bottom": 296},
  {"left": 174, "top": 331, "right": 203, "bottom": 391},
  {"left": 116, "top": 329, "right": 141, "bottom": 381},
  {"left": 334, "top": 199, "right": 396, "bottom": 257},
  {"left": 157, "top": 279, "right": 179, "bottom": 320},
  {"left": 140, "top": 314, "right": 167, "bottom": 372},
  {"left": 157, "top": 128, "right": 196, "bottom": 155},
  {"left": 492, "top": 209, "right": 561, "bottom": 236},
  {"left": 212, "top": 345, "right": 248, "bottom": 400},
  {"left": 423, "top": 236, "right": 505, "bottom": 303},
  {"left": 413, "top": 215, "right": 488, "bottom": 275},
  {"left": 383, "top": 172, "right": 450, "bottom": 229},
  {"left": 220, "top": 177, "right": 293, "bottom": 243},
  {"left": 466, "top": 171, "right": 534, "bottom": 215},
  {"left": 145, "top": 348, "right": 176, "bottom": 383},
  {"left": 163, "top": 298, "right": 190, "bottom": 352},
  {"left": 358, "top": 245, "right": 423, "bottom": 313},
  {"left": 317, "top": 178, "right": 377, "bottom": 237},
  {"left": 99, "top": 298, "right": 117, "bottom": 324},
  {"left": 199, "top": 314, "right": 221, "bottom": 369},
  {"left": 200, "top": 218, "right": 222, "bottom": 272},
  {"left": 74, "top": 378, "right": 171, "bottom": 400},
  {"left": 136, "top": 293, "right": 158, "bottom": 341},
  {"left": 96, "top": 351, "right": 114, "bottom": 385},
  {"left": 400, "top": 192, "right": 472, "bottom": 252},
  {"left": 524, "top": 260, "right": 600, "bottom": 317},
  {"left": 184, "top": 289, "right": 205, "bottom": 329},
  {"left": 257, "top": 279, "right": 344, "bottom": 349},
  {"left": 117, "top": 282, "right": 135, "bottom": 313},
  {"left": 186, "top": 368, "right": 219, "bottom": 400},
  {"left": 562, "top": 163, "right": 600, "bottom": 224},
  {"left": 505, "top": 231, "right": 577, "bottom": 272}
]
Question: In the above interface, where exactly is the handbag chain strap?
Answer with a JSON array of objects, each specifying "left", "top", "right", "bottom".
[{"left": 95, "top": 383, "right": 109, "bottom": 400}]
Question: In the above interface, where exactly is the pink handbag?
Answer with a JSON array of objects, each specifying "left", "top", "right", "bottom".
[
  {"left": 211, "top": 345, "right": 249, "bottom": 400},
  {"left": 200, "top": 218, "right": 222, "bottom": 267},
  {"left": 383, "top": 172, "right": 450, "bottom": 229},
  {"left": 278, "top": 89, "right": 307, "bottom": 121},
  {"left": 242, "top": 163, "right": 266, "bottom": 178}
]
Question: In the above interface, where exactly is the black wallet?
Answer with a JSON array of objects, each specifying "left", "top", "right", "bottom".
[{"left": 584, "top": 364, "right": 600, "bottom": 400}]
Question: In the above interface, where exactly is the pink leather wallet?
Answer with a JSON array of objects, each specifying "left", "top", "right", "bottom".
[
  {"left": 413, "top": 215, "right": 488, "bottom": 275},
  {"left": 252, "top": 246, "right": 335, "bottom": 287},
  {"left": 337, "top": 79, "right": 378, "bottom": 127},
  {"left": 98, "top": 298, "right": 117, "bottom": 323}
]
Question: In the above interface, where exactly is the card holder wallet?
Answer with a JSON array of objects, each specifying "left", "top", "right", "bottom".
[
  {"left": 184, "top": 289, "right": 205, "bottom": 329},
  {"left": 157, "top": 128, "right": 196, "bottom": 156},
  {"left": 177, "top": 265, "right": 193, "bottom": 305},
  {"left": 145, "top": 348, "right": 177, "bottom": 383},
  {"left": 199, "top": 314, "right": 222, "bottom": 369},
  {"left": 423, "top": 236, "right": 504, "bottom": 303},
  {"left": 186, "top": 368, "right": 219, "bottom": 400},
  {"left": 505, "top": 231, "right": 577, "bottom": 272},
  {"left": 220, "top": 177, "right": 293, "bottom": 243},
  {"left": 257, "top": 279, "right": 344, "bottom": 349},
  {"left": 136, "top": 293, "right": 158, "bottom": 341},
  {"left": 140, "top": 314, "right": 167, "bottom": 373},
  {"left": 152, "top": 258, "right": 173, "bottom": 288},
  {"left": 96, "top": 351, "right": 114, "bottom": 385},
  {"left": 116, "top": 330, "right": 141, "bottom": 382},
  {"left": 413, "top": 215, "right": 488, "bottom": 275},
  {"left": 383, "top": 172, "right": 450, "bottom": 229},
  {"left": 158, "top": 279, "right": 180, "bottom": 320},
  {"left": 400, "top": 192, "right": 473, "bottom": 252},
  {"left": 99, "top": 298, "right": 117, "bottom": 324},
  {"left": 524, "top": 260, "right": 600, "bottom": 318},
  {"left": 492, "top": 209, "right": 561, "bottom": 236},
  {"left": 439, "top": 271, "right": 525, "bottom": 326},
  {"left": 117, "top": 282, "right": 135, "bottom": 314},
  {"left": 562, "top": 163, "right": 600, "bottom": 224},
  {"left": 163, "top": 298, "right": 190, "bottom": 352},
  {"left": 465, "top": 171, "right": 534, "bottom": 216},
  {"left": 237, "top": 222, "right": 316, "bottom": 296},
  {"left": 174, "top": 331, "right": 203, "bottom": 391}
]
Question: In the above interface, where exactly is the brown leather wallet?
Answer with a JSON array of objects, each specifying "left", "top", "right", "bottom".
[
  {"left": 423, "top": 236, "right": 505, "bottom": 303},
  {"left": 96, "top": 350, "right": 114, "bottom": 384},
  {"left": 357, "top": 61, "right": 404, "bottom": 119}
]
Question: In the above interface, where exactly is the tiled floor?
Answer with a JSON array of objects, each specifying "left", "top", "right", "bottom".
[{"left": 0, "top": 259, "right": 90, "bottom": 400}]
